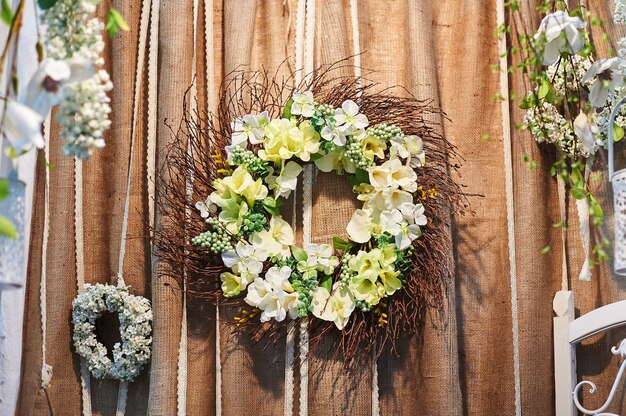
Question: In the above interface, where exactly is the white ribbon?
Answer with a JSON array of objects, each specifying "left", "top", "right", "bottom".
[
  {"left": 576, "top": 157, "right": 593, "bottom": 282},
  {"left": 40, "top": 116, "right": 55, "bottom": 393},
  {"left": 496, "top": 0, "right": 521, "bottom": 414}
]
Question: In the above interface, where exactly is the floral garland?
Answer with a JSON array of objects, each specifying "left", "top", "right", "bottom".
[
  {"left": 192, "top": 92, "right": 430, "bottom": 329},
  {"left": 500, "top": 2, "right": 626, "bottom": 272},
  {"left": 72, "top": 284, "right": 152, "bottom": 382},
  {"left": 40, "top": 0, "right": 113, "bottom": 159},
  {"left": 154, "top": 68, "right": 465, "bottom": 360}
]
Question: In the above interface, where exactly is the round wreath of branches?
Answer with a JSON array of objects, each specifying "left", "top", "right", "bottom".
[{"left": 153, "top": 62, "right": 467, "bottom": 363}]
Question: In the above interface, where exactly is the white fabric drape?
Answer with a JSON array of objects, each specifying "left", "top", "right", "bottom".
[{"left": 0, "top": 0, "right": 38, "bottom": 414}]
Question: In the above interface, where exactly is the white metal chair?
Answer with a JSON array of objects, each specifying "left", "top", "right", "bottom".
[{"left": 554, "top": 291, "right": 626, "bottom": 415}]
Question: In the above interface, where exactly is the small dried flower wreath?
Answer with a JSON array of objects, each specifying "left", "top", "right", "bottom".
[{"left": 72, "top": 284, "right": 152, "bottom": 382}]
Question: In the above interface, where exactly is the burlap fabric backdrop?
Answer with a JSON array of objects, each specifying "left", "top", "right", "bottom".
[{"left": 14, "top": 0, "right": 626, "bottom": 415}]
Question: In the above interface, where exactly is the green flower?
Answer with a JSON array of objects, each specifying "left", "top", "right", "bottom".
[{"left": 220, "top": 272, "right": 245, "bottom": 297}]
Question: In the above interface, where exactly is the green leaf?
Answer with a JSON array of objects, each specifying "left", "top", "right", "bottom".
[
  {"left": 570, "top": 187, "right": 587, "bottom": 200},
  {"left": 283, "top": 98, "right": 294, "bottom": 119},
  {"left": 320, "top": 274, "right": 332, "bottom": 292},
  {"left": 1, "top": 0, "right": 14, "bottom": 26},
  {"left": 106, "top": 8, "right": 130, "bottom": 38},
  {"left": 538, "top": 79, "right": 551, "bottom": 100},
  {"left": 570, "top": 166, "right": 583, "bottom": 188},
  {"left": 0, "top": 215, "right": 17, "bottom": 239},
  {"left": 291, "top": 245, "right": 307, "bottom": 262},
  {"left": 37, "top": 0, "right": 58, "bottom": 10},
  {"left": 332, "top": 236, "right": 350, "bottom": 251},
  {"left": 0, "top": 178, "right": 8, "bottom": 201},
  {"left": 540, "top": 245, "right": 551, "bottom": 255},
  {"left": 310, "top": 152, "right": 324, "bottom": 161},
  {"left": 355, "top": 168, "right": 370, "bottom": 185},
  {"left": 263, "top": 203, "right": 280, "bottom": 216},
  {"left": 263, "top": 197, "right": 277, "bottom": 207},
  {"left": 613, "top": 123, "right": 624, "bottom": 142}
]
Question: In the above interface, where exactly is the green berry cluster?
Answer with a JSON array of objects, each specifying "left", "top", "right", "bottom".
[
  {"left": 345, "top": 136, "right": 374, "bottom": 169},
  {"left": 367, "top": 123, "right": 403, "bottom": 142},
  {"left": 356, "top": 300, "right": 372, "bottom": 312},
  {"left": 291, "top": 272, "right": 319, "bottom": 317},
  {"left": 339, "top": 254, "right": 356, "bottom": 283},
  {"left": 230, "top": 146, "right": 269, "bottom": 178},
  {"left": 191, "top": 217, "right": 233, "bottom": 254},
  {"left": 316, "top": 104, "right": 335, "bottom": 118},
  {"left": 240, "top": 211, "right": 267, "bottom": 236},
  {"left": 310, "top": 103, "right": 335, "bottom": 132}
]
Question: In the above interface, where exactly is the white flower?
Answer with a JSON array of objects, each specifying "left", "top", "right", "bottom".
[
  {"left": 399, "top": 202, "right": 427, "bottom": 227},
  {"left": 368, "top": 164, "right": 392, "bottom": 189},
  {"left": 380, "top": 209, "right": 404, "bottom": 236},
  {"left": 250, "top": 216, "right": 295, "bottom": 259},
  {"left": 314, "top": 147, "right": 356, "bottom": 174},
  {"left": 573, "top": 110, "right": 601, "bottom": 155},
  {"left": 195, "top": 197, "right": 217, "bottom": 218},
  {"left": 347, "top": 209, "right": 373, "bottom": 243},
  {"left": 267, "top": 161, "right": 302, "bottom": 198},
  {"left": 367, "top": 159, "right": 417, "bottom": 192},
  {"left": 387, "top": 158, "right": 418, "bottom": 192},
  {"left": 221, "top": 241, "right": 268, "bottom": 284},
  {"left": 231, "top": 112, "right": 269, "bottom": 146},
  {"left": 534, "top": 11, "right": 586, "bottom": 65},
  {"left": 321, "top": 125, "right": 347, "bottom": 146},
  {"left": 3, "top": 100, "right": 44, "bottom": 153},
  {"left": 265, "top": 265, "right": 295, "bottom": 292},
  {"left": 334, "top": 100, "right": 368, "bottom": 134},
  {"left": 244, "top": 266, "right": 299, "bottom": 322},
  {"left": 311, "top": 283, "right": 355, "bottom": 330},
  {"left": 390, "top": 135, "right": 425, "bottom": 167},
  {"left": 365, "top": 187, "right": 413, "bottom": 213},
  {"left": 20, "top": 58, "right": 95, "bottom": 116},
  {"left": 290, "top": 91, "right": 316, "bottom": 118},
  {"left": 303, "top": 243, "right": 339, "bottom": 275},
  {"left": 583, "top": 58, "right": 624, "bottom": 108},
  {"left": 379, "top": 203, "right": 426, "bottom": 250}
]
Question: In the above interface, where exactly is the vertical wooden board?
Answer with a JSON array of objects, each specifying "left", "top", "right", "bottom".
[
  {"left": 17, "top": 158, "right": 54, "bottom": 416},
  {"left": 88, "top": 1, "right": 152, "bottom": 413},
  {"left": 219, "top": 1, "right": 293, "bottom": 415},
  {"left": 34, "top": 120, "right": 82, "bottom": 414},
  {"left": 305, "top": 1, "right": 373, "bottom": 415},
  {"left": 431, "top": 0, "right": 516, "bottom": 414},
  {"left": 359, "top": 0, "right": 463, "bottom": 414},
  {"left": 505, "top": 4, "right": 568, "bottom": 415},
  {"left": 147, "top": 0, "right": 194, "bottom": 414},
  {"left": 185, "top": 1, "right": 222, "bottom": 415}
]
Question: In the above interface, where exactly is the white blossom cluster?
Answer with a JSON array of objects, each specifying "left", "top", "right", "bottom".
[
  {"left": 524, "top": 102, "right": 587, "bottom": 157},
  {"left": 616, "top": 0, "right": 626, "bottom": 25},
  {"left": 72, "top": 284, "right": 152, "bottom": 382},
  {"left": 56, "top": 70, "right": 111, "bottom": 157},
  {"left": 524, "top": 57, "right": 604, "bottom": 158},
  {"left": 41, "top": 0, "right": 112, "bottom": 158},
  {"left": 545, "top": 54, "right": 591, "bottom": 95}
]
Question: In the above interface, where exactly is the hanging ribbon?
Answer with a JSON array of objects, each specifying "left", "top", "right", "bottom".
[
  {"left": 176, "top": 0, "right": 201, "bottom": 413},
  {"left": 39, "top": 116, "right": 54, "bottom": 393},
  {"left": 284, "top": 1, "right": 308, "bottom": 415},
  {"left": 495, "top": 0, "right": 522, "bottom": 414},
  {"left": 299, "top": 2, "right": 315, "bottom": 416},
  {"left": 576, "top": 156, "right": 593, "bottom": 282},
  {"left": 111, "top": 0, "right": 153, "bottom": 413}
]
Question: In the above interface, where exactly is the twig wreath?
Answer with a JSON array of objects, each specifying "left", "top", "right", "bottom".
[{"left": 154, "top": 64, "right": 466, "bottom": 361}]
